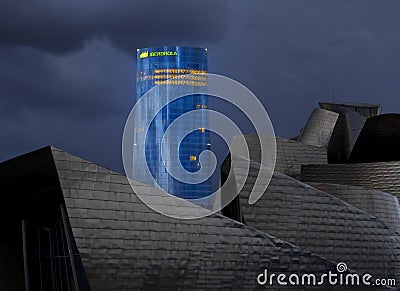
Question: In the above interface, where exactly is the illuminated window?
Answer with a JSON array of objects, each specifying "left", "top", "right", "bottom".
[
  {"left": 199, "top": 128, "right": 206, "bottom": 132},
  {"left": 190, "top": 155, "right": 197, "bottom": 161}
]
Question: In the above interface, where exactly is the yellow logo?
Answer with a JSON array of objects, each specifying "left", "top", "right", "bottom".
[
  {"left": 139, "top": 51, "right": 178, "bottom": 59},
  {"left": 139, "top": 51, "right": 149, "bottom": 59},
  {"left": 150, "top": 51, "right": 178, "bottom": 57}
]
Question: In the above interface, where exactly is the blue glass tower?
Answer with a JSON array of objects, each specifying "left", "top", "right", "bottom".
[{"left": 135, "top": 46, "right": 212, "bottom": 202}]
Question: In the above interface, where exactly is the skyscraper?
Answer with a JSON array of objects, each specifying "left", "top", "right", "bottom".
[{"left": 134, "top": 46, "right": 212, "bottom": 201}]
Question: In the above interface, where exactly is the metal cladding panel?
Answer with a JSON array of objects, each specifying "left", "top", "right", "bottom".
[
  {"left": 322, "top": 104, "right": 367, "bottom": 163},
  {"left": 0, "top": 146, "right": 396, "bottom": 290},
  {"left": 343, "top": 108, "right": 368, "bottom": 150},
  {"left": 221, "top": 159, "right": 400, "bottom": 284},
  {"left": 237, "top": 134, "right": 327, "bottom": 179},
  {"left": 349, "top": 114, "right": 400, "bottom": 163},
  {"left": 298, "top": 108, "right": 339, "bottom": 147},
  {"left": 301, "top": 161, "right": 400, "bottom": 198},
  {"left": 327, "top": 114, "right": 350, "bottom": 163},
  {"left": 308, "top": 182, "right": 400, "bottom": 233},
  {"left": 275, "top": 137, "right": 327, "bottom": 178},
  {"left": 50, "top": 148, "right": 345, "bottom": 290},
  {"left": 319, "top": 102, "right": 381, "bottom": 118}
]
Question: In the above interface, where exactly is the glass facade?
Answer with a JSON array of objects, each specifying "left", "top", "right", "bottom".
[{"left": 135, "top": 46, "right": 212, "bottom": 201}]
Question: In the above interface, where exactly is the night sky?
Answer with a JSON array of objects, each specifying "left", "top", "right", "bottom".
[{"left": 1, "top": 0, "right": 400, "bottom": 173}]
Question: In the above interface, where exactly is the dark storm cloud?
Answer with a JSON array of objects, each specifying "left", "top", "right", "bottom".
[
  {"left": 0, "top": 42, "right": 131, "bottom": 118},
  {"left": 1, "top": 0, "right": 400, "bottom": 173},
  {"left": 209, "top": 0, "right": 400, "bottom": 137},
  {"left": 0, "top": 0, "right": 229, "bottom": 54},
  {"left": 0, "top": 40, "right": 133, "bottom": 169}
]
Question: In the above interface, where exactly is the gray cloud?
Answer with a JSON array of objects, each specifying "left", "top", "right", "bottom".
[
  {"left": 208, "top": 0, "right": 400, "bottom": 136},
  {"left": 0, "top": 41, "right": 133, "bottom": 117},
  {"left": 0, "top": 0, "right": 229, "bottom": 53},
  {"left": 0, "top": 40, "right": 133, "bottom": 169}
]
